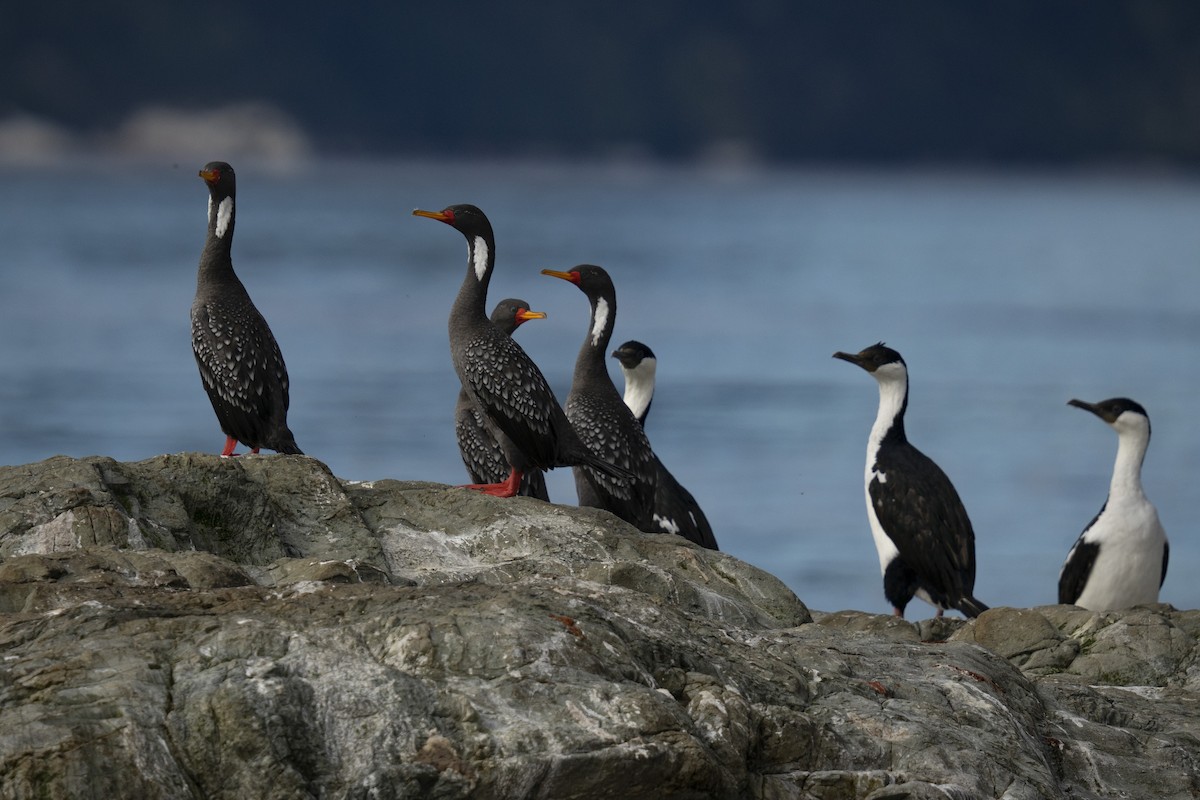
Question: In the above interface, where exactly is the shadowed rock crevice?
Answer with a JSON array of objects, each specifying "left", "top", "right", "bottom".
[{"left": 1, "top": 455, "right": 1198, "bottom": 799}]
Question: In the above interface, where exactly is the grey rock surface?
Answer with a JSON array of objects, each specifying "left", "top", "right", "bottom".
[{"left": 0, "top": 455, "right": 1197, "bottom": 799}]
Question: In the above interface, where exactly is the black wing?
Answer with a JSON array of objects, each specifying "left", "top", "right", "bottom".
[
  {"left": 1058, "top": 503, "right": 1105, "bottom": 605},
  {"left": 1161, "top": 539, "right": 1170, "bottom": 589},
  {"left": 868, "top": 442, "right": 977, "bottom": 606},
  {"left": 1058, "top": 536, "right": 1100, "bottom": 605}
]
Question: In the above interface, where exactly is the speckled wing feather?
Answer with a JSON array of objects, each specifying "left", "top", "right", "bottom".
[
  {"left": 566, "top": 391, "right": 655, "bottom": 517},
  {"left": 190, "top": 287, "right": 291, "bottom": 449},
  {"left": 1058, "top": 532, "right": 1100, "bottom": 605},
  {"left": 458, "top": 329, "right": 561, "bottom": 470},
  {"left": 455, "top": 389, "right": 549, "bottom": 499},
  {"left": 868, "top": 442, "right": 977, "bottom": 608}
]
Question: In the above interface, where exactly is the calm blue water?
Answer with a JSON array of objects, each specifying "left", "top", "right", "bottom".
[{"left": 2, "top": 157, "right": 1198, "bottom": 615}]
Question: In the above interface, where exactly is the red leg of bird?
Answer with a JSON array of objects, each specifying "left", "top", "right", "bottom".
[
  {"left": 459, "top": 467, "right": 523, "bottom": 498},
  {"left": 249, "top": 448, "right": 260, "bottom": 454},
  {"left": 935, "top": 608, "right": 945, "bottom": 619},
  {"left": 221, "top": 437, "right": 240, "bottom": 457},
  {"left": 892, "top": 607, "right": 904, "bottom": 618}
]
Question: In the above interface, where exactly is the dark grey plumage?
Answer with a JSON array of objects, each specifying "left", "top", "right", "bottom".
[
  {"left": 543, "top": 265, "right": 718, "bottom": 550},
  {"left": 413, "top": 204, "right": 631, "bottom": 498},
  {"left": 455, "top": 299, "right": 550, "bottom": 500},
  {"left": 191, "top": 161, "right": 301, "bottom": 457},
  {"left": 834, "top": 343, "right": 986, "bottom": 618}
]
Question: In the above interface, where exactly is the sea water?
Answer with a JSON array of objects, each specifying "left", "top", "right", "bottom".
[{"left": 1, "top": 157, "right": 1197, "bottom": 614}]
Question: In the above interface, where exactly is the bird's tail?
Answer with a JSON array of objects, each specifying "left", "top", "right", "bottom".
[
  {"left": 272, "top": 432, "right": 304, "bottom": 455},
  {"left": 957, "top": 595, "right": 990, "bottom": 618}
]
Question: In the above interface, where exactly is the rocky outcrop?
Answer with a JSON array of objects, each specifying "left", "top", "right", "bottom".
[{"left": 1, "top": 454, "right": 1197, "bottom": 799}]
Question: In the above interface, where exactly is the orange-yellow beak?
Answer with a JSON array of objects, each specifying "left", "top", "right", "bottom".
[
  {"left": 541, "top": 269, "right": 579, "bottom": 284},
  {"left": 516, "top": 309, "right": 547, "bottom": 323},
  {"left": 412, "top": 208, "right": 452, "bottom": 224}
]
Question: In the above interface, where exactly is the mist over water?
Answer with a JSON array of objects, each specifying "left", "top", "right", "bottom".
[{"left": 2, "top": 157, "right": 1197, "bottom": 614}]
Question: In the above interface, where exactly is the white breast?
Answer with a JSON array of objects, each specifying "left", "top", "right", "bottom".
[{"left": 1074, "top": 499, "right": 1167, "bottom": 610}]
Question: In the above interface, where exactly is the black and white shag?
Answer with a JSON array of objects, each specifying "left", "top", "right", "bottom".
[
  {"left": 1058, "top": 397, "right": 1168, "bottom": 610},
  {"left": 611, "top": 340, "right": 656, "bottom": 428},
  {"left": 834, "top": 343, "right": 987, "bottom": 618}
]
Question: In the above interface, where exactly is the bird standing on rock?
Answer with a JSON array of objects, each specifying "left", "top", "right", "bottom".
[
  {"left": 834, "top": 343, "right": 987, "bottom": 618},
  {"left": 543, "top": 265, "right": 718, "bottom": 550},
  {"left": 456, "top": 299, "right": 550, "bottom": 500},
  {"left": 1058, "top": 397, "right": 1168, "bottom": 610},
  {"left": 191, "top": 161, "right": 302, "bottom": 457},
  {"left": 413, "top": 204, "right": 631, "bottom": 498}
]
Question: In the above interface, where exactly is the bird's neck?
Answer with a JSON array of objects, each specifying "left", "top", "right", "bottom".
[
  {"left": 451, "top": 234, "right": 494, "bottom": 324},
  {"left": 574, "top": 294, "right": 616, "bottom": 386},
  {"left": 1108, "top": 427, "right": 1150, "bottom": 503},
  {"left": 869, "top": 374, "right": 909, "bottom": 453},
  {"left": 621, "top": 360, "right": 656, "bottom": 425},
  {"left": 198, "top": 194, "right": 237, "bottom": 284}
]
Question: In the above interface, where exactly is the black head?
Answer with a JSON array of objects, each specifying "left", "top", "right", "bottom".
[
  {"left": 540, "top": 264, "right": 615, "bottom": 301},
  {"left": 832, "top": 342, "right": 905, "bottom": 374},
  {"left": 612, "top": 340, "right": 655, "bottom": 369},
  {"left": 1068, "top": 397, "right": 1150, "bottom": 427},
  {"left": 412, "top": 203, "right": 493, "bottom": 240},
  {"left": 199, "top": 161, "right": 236, "bottom": 198},
  {"left": 490, "top": 298, "right": 546, "bottom": 336}
]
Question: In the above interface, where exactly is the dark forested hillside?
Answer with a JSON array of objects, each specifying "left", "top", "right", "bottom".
[{"left": 4, "top": 1, "right": 1200, "bottom": 163}]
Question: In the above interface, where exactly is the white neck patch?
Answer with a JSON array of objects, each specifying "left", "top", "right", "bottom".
[
  {"left": 471, "top": 236, "right": 489, "bottom": 281},
  {"left": 215, "top": 196, "right": 234, "bottom": 239},
  {"left": 591, "top": 297, "right": 610, "bottom": 347}
]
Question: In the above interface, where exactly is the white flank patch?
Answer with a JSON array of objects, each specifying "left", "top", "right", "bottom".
[
  {"left": 591, "top": 297, "right": 610, "bottom": 346},
  {"left": 215, "top": 196, "right": 234, "bottom": 239},
  {"left": 207, "top": 195, "right": 213, "bottom": 221},
  {"left": 653, "top": 513, "right": 681, "bottom": 535},
  {"left": 472, "top": 236, "right": 489, "bottom": 281},
  {"left": 865, "top": 496, "right": 901, "bottom": 575}
]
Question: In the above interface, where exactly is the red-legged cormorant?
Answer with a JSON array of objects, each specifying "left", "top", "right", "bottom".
[
  {"left": 191, "top": 161, "right": 302, "bottom": 457},
  {"left": 413, "top": 205, "right": 630, "bottom": 497},
  {"left": 543, "top": 265, "right": 718, "bottom": 550},
  {"left": 456, "top": 299, "right": 550, "bottom": 500}
]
